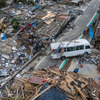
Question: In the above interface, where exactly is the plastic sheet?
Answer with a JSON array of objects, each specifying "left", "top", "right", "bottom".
[{"left": 89, "top": 27, "right": 94, "bottom": 39}]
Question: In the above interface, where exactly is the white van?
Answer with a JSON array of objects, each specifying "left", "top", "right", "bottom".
[{"left": 50, "top": 39, "right": 91, "bottom": 59}]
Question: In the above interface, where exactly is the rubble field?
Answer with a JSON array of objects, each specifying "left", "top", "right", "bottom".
[{"left": 0, "top": 0, "right": 100, "bottom": 100}]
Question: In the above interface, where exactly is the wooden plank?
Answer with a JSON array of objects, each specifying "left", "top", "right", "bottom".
[
  {"left": 21, "top": 86, "right": 25, "bottom": 99},
  {"left": 49, "top": 69, "right": 62, "bottom": 76},
  {"left": 74, "top": 85, "right": 87, "bottom": 100},
  {"left": 0, "top": 17, "right": 6, "bottom": 24},
  {"left": 52, "top": 76, "right": 56, "bottom": 84},
  {"left": 41, "top": 11, "right": 56, "bottom": 24}
]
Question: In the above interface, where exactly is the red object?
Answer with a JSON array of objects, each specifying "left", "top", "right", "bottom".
[
  {"left": 43, "top": 79, "right": 46, "bottom": 82},
  {"left": 53, "top": 49, "right": 55, "bottom": 52},
  {"left": 80, "top": 64, "right": 83, "bottom": 68},
  {"left": 28, "top": 24, "right": 32, "bottom": 27},
  {"left": 20, "top": 25, "right": 25, "bottom": 29}
]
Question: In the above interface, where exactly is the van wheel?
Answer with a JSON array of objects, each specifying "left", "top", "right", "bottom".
[
  {"left": 84, "top": 52, "right": 89, "bottom": 57},
  {"left": 61, "top": 56, "right": 66, "bottom": 61},
  {"left": 79, "top": 54, "right": 82, "bottom": 57}
]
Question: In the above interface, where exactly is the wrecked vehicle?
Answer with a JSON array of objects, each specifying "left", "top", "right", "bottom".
[{"left": 50, "top": 39, "right": 91, "bottom": 59}]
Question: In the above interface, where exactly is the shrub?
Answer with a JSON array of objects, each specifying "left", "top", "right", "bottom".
[{"left": 10, "top": 18, "right": 17, "bottom": 24}]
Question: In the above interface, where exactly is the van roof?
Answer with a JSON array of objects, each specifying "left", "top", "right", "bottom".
[{"left": 50, "top": 39, "right": 90, "bottom": 49}]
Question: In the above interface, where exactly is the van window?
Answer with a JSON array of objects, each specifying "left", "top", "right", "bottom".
[
  {"left": 76, "top": 45, "right": 84, "bottom": 50},
  {"left": 85, "top": 45, "right": 90, "bottom": 49},
  {"left": 67, "top": 47, "right": 75, "bottom": 52},
  {"left": 64, "top": 48, "right": 67, "bottom": 52}
]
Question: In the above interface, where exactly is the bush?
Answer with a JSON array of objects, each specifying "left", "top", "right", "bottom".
[
  {"left": 11, "top": 19, "right": 19, "bottom": 30},
  {"left": 10, "top": 18, "right": 17, "bottom": 24},
  {"left": 12, "top": 23, "right": 19, "bottom": 29},
  {"left": 0, "top": 0, "right": 6, "bottom": 8},
  {"left": 28, "top": 0, "right": 35, "bottom": 5}
]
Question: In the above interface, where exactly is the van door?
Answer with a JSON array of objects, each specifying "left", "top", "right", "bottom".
[
  {"left": 64, "top": 47, "right": 76, "bottom": 57},
  {"left": 85, "top": 45, "right": 91, "bottom": 54},
  {"left": 74, "top": 45, "right": 84, "bottom": 55}
]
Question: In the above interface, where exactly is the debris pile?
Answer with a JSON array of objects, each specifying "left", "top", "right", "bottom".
[
  {"left": 0, "top": 68, "right": 100, "bottom": 100},
  {"left": 77, "top": 54, "right": 100, "bottom": 65}
]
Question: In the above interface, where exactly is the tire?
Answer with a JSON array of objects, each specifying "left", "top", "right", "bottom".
[
  {"left": 84, "top": 52, "right": 89, "bottom": 57},
  {"left": 79, "top": 54, "right": 82, "bottom": 57},
  {"left": 61, "top": 56, "right": 66, "bottom": 61}
]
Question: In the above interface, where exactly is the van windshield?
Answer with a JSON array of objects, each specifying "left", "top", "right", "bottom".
[{"left": 85, "top": 45, "right": 91, "bottom": 49}]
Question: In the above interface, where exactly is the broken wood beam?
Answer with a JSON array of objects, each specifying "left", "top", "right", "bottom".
[
  {"left": 49, "top": 69, "right": 62, "bottom": 76},
  {"left": 74, "top": 85, "right": 87, "bottom": 100}
]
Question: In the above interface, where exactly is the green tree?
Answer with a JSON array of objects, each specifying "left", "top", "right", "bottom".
[
  {"left": 10, "top": 18, "right": 17, "bottom": 24},
  {"left": 12, "top": 21, "right": 19, "bottom": 29}
]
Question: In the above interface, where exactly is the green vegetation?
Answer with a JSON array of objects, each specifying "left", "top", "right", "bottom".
[
  {"left": 10, "top": 18, "right": 17, "bottom": 24},
  {"left": 60, "top": 25, "right": 63, "bottom": 29},
  {"left": 0, "top": 11, "right": 3, "bottom": 14},
  {"left": 12, "top": 21, "right": 19, "bottom": 29},
  {"left": 10, "top": 18, "right": 19, "bottom": 30},
  {"left": 27, "top": 0, "right": 35, "bottom": 5},
  {"left": 0, "top": 0, "right": 6, "bottom": 8}
]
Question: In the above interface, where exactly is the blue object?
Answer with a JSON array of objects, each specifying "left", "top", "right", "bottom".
[
  {"left": 34, "top": 0, "right": 38, "bottom": 3},
  {"left": 2, "top": 32, "right": 7, "bottom": 41},
  {"left": 34, "top": 5, "right": 41, "bottom": 9},
  {"left": 51, "top": 37, "right": 54, "bottom": 40},
  {"left": 27, "top": 75, "right": 31, "bottom": 77},
  {"left": 73, "top": 68, "right": 79, "bottom": 73},
  {"left": 32, "top": 20, "right": 37, "bottom": 27},
  {"left": 28, "top": 30, "right": 31, "bottom": 33},
  {"left": 32, "top": 20, "right": 36, "bottom": 24},
  {"left": 33, "top": 23, "right": 37, "bottom": 27},
  {"left": 13, "top": 11, "right": 16, "bottom": 14},
  {"left": 89, "top": 27, "right": 94, "bottom": 39},
  {"left": 58, "top": 48, "right": 61, "bottom": 53},
  {"left": 29, "top": 55, "right": 32, "bottom": 60},
  {"left": 43, "top": 38, "right": 46, "bottom": 40},
  {"left": 3, "top": 69, "right": 7, "bottom": 72}
]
